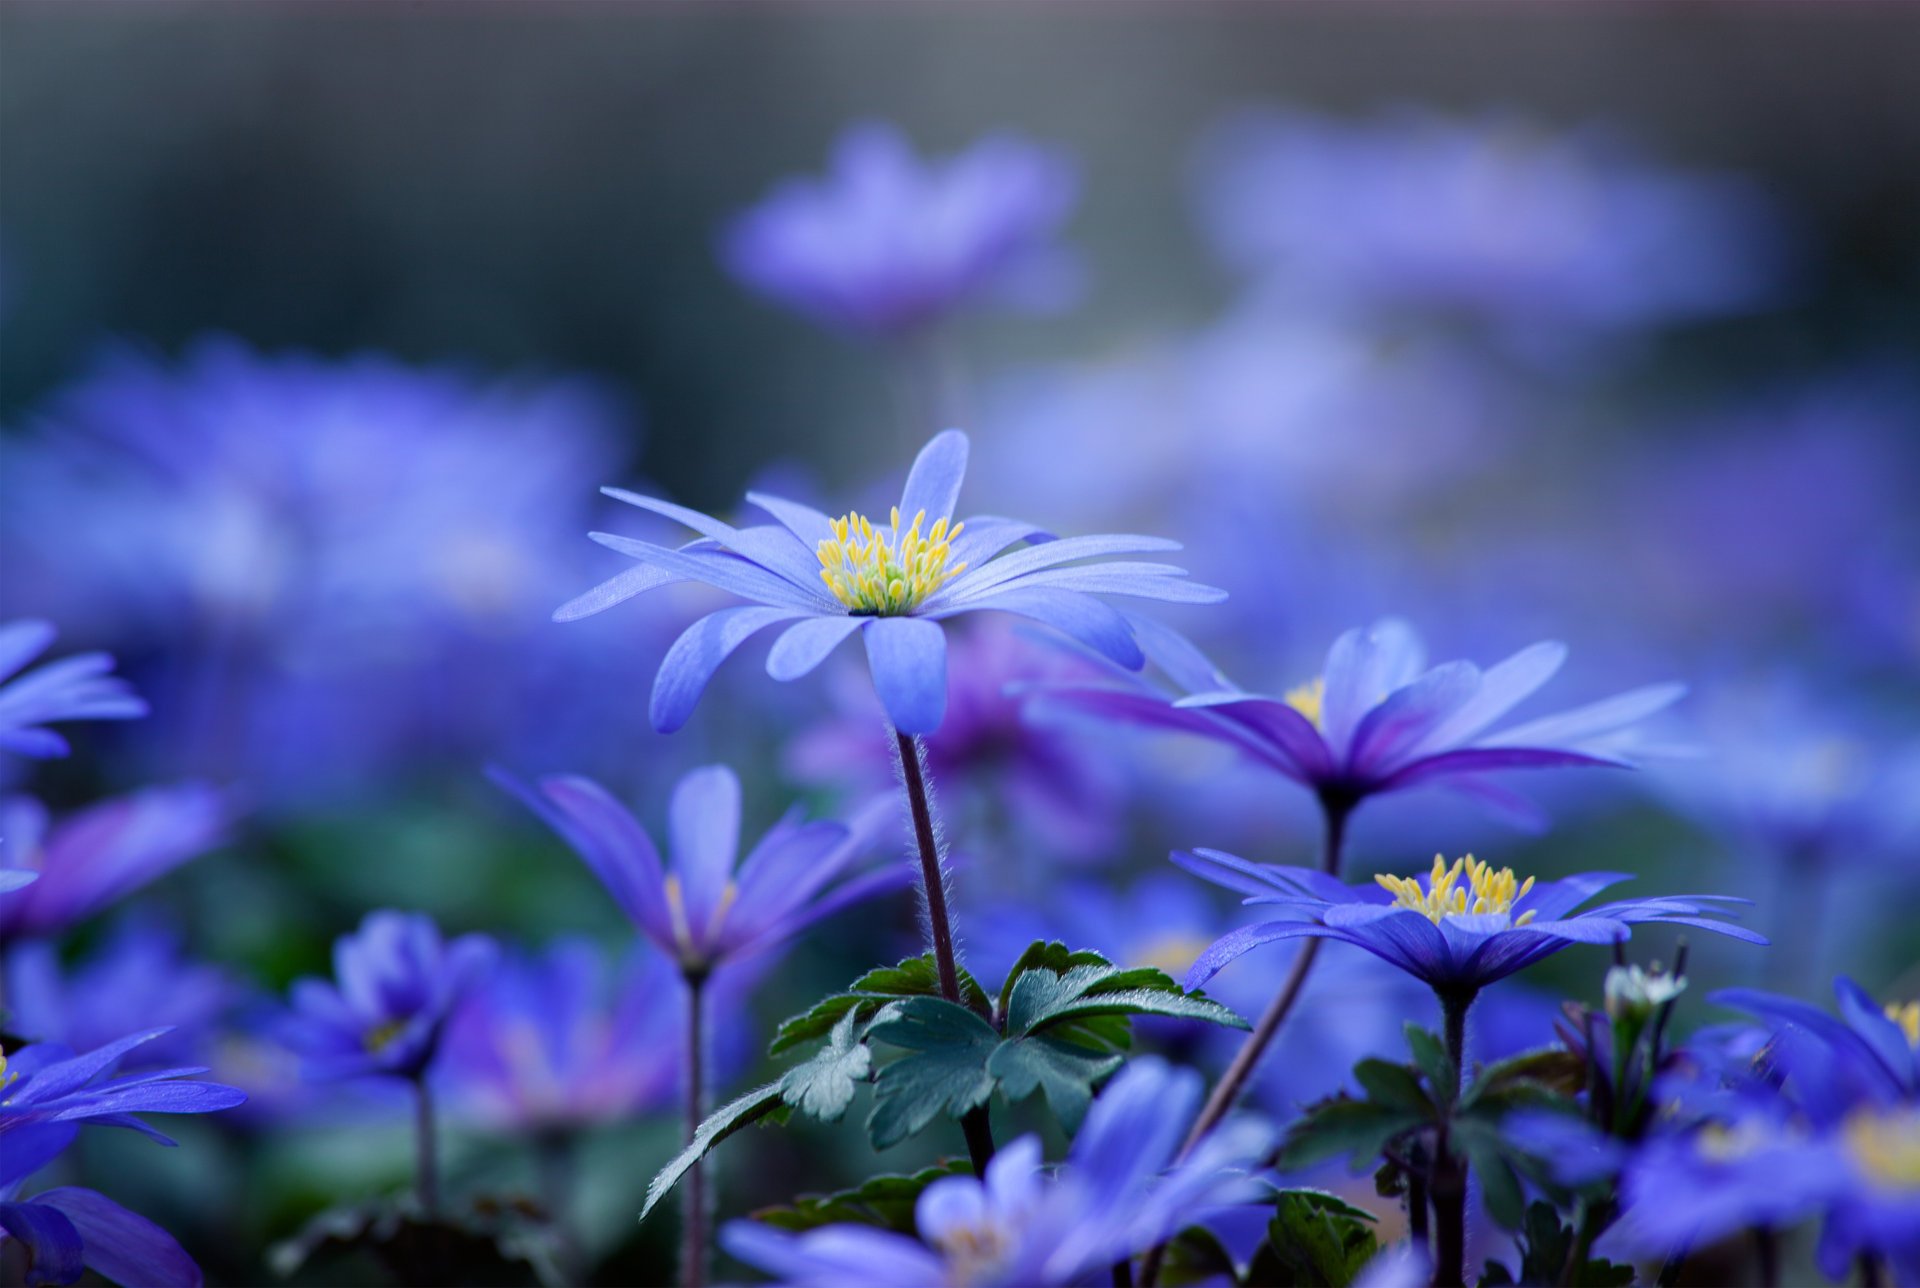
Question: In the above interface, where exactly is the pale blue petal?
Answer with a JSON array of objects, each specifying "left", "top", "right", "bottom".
[
  {"left": 766, "top": 616, "right": 864, "bottom": 681},
  {"left": 939, "top": 586, "right": 1143, "bottom": 670},
  {"left": 862, "top": 617, "right": 949, "bottom": 734},
  {"left": 589, "top": 532, "right": 825, "bottom": 612},
  {"left": 930, "top": 533, "right": 1182, "bottom": 608},
  {"left": 669, "top": 766, "right": 742, "bottom": 931},
  {"left": 897, "top": 429, "right": 970, "bottom": 525},
  {"left": 553, "top": 562, "right": 681, "bottom": 622},
  {"left": 1482, "top": 682, "right": 1686, "bottom": 752},
  {"left": 650, "top": 606, "right": 804, "bottom": 733}
]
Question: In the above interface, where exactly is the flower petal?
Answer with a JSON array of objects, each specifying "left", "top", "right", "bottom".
[
  {"left": 945, "top": 515, "right": 1051, "bottom": 569},
  {"left": 1175, "top": 693, "right": 1334, "bottom": 781},
  {"left": 766, "top": 616, "right": 864, "bottom": 681},
  {"left": 1481, "top": 682, "right": 1686, "bottom": 752},
  {"left": 0, "top": 1200, "right": 84, "bottom": 1287},
  {"left": 669, "top": 765, "right": 742, "bottom": 929},
  {"left": 490, "top": 770, "right": 673, "bottom": 947},
  {"left": 651, "top": 605, "right": 806, "bottom": 733},
  {"left": 1349, "top": 660, "right": 1481, "bottom": 780},
  {"left": 31, "top": 1188, "right": 201, "bottom": 1288},
  {"left": 862, "top": 617, "right": 949, "bottom": 735},
  {"left": 931, "top": 534, "right": 1182, "bottom": 608},
  {"left": 553, "top": 562, "right": 682, "bottom": 623},
  {"left": 1184, "top": 920, "right": 1331, "bottom": 990},
  {"left": 1406, "top": 641, "right": 1567, "bottom": 757},
  {"left": 939, "top": 587, "right": 1143, "bottom": 670},
  {"left": 897, "top": 429, "right": 970, "bottom": 526},
  {"left": 1320, "top": 618, "right": 1426, "bottom": 760},
  {"left": 746, "top": 490, "right": 838, "bottom": 549},
  {"left": 589, "top": 532, "right": 826, "bottom": 612}
]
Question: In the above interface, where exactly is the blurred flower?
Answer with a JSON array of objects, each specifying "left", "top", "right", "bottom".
[
  {"left": 721, "top": 1057, "right": 1273, "bottom": 1286},
  {"left": 0, "top": 337, "right": 640, "bottom": 802},
  {"left": 1037, "top": 616, "right": 1681, "bottom": 823},
  {"left": 1176, "top": 850, "right": 1764, "bottom": 994},
  {"left": 0, "top": 786, "right": 233, "bottom": 946},
  {"left": 0, "top": 619, "right": 145, "bottom": 761},
  {"left": 440, "top": 936, "right": 753, "bottom": 1134},
  {"left": 1605, "top": 963, "right": 1687, "bottom": 1022},
  {"left": 279, "top": 910, "right": 495, "bottom": 1082},
  {"left": 558, "top": 429, "right": 1222, "bottom": 734},
  {"left": 0, "top": 1183, "right": 201, "bottom": 1288},
  {"left": 788, "top": 621, "right": 1127, "bottom": 864},
  {"left": 721, "top": 123, "right": 1081, "bottom": 338},
  {"left": 4, "top": 919, "right": 241, "bottom": 1068},
  {"left": 1194, "top": 107, "right": 1784, "bottom": 346},
  {"left": 493, "top": 764, "right": 903, "bottom": 979}
]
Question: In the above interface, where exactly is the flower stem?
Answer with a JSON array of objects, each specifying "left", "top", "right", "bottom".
[
  {"left": 1432, "top": 987, "right": 1477, "bottom": 1288},
  {"left": 412, "top": 1073, "right": 440, "bottom": 1218},
  {"left": 1139, "top": 797, "right": 1352, "bottom": 1288},
  {"left": 682, "top": 970, "right": 710, "bottom": 1288},
  {"left": 894, "top": 730, "right": 996, "bottom": 1175}
]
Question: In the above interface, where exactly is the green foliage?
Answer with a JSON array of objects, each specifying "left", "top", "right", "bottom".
[
  {"left": 1158, "top": 1225, "right": 1240, "bottom": 1287},
  {"left": 1405, "top": 1022, "right": 1456, "bottom": 1106},
  {"left": 268, "top": 1196, "right": 563, "bottom": 1286},
  {"left": 751, "top": 1161, "right": 974, "bottom": 1234},
  {"left": 778, "top": 1009, "right": 871, "bottom": 1122},
  {"left": 1481, "top": 1203, "right": 1635, "bottom": 1287},
  {"left": 770, "top": 953, "right": 990, "bottom": 1054},
  {"left": 640, "top": 1082, "right": 788, "bottom": 1220},
  {"left": 985, "top": 1033, "right": 1123, "bottom": 1131},
  {"left": 1281, "top": 1095, "right": 1430, "bottom": 1173},
  {"left": 1460, "top": 1044, "right": 1587, "bottom": 1110},
  {"left": 1245, "top": 1190, "right": 1381, "bottom": 1287},
  {"left": 866, "top": 997, "right": 1001, "bottom": 1149}
]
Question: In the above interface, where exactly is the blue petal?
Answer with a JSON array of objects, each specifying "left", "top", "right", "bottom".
[
  {"left": 897, "top": 429, "right": 970, "bottom": 526},
  {"left": 862, "top": 617, "right": 949, "bottom": 735},
  {"left": 0, "top": 1200, "right": 83, "bottom": 1287},
  {"left": 969, "top": 563, "right": 1226, "bottom": 604},
  {"left": 553, "top": 562, "right": 681, "bottom": 622},
  {"left": 651, "top": 606, "right": 805, "bottom": 733},
  {"left": 1405, "top": 641, "right": 1567, "bottom": 757},
  {"left": 1184, "top": 921, "right": 1329, "bottom": 990},
  {"left": 938, "top": 587, "right": 1143, "bottom": 670},
  {"left": 1835, "top": 976, "right": 1918, "bottom": 1089},
  {"left": 1320, "top": 618, "right": 1426, "bottom": 761},
  {"left": 669, "top": 766, "right": 742, "bottom": 930},
  {"left": 746, "top": 490, "right": 838, "bottom": 548},
  {"left": 945, "top": 515, "right": 1050, "bottom": 569},
  {"left": 489, "top": 770, "right": 674, "bottom": 947},
  {"left": 34, "top": 1188, "right": 202, "bottom": 1288},
  {"left": 1348, "top": 660, "right": 1481, "bottom": 780},
  {"left": 766, "top": 616, "right": 864, "bottom": 681},
  {"left": 932, "top": 534, "right": 1182, "bottom": 608},
  {"left": 589, "top": 532, "right": 827, "bottom": 612},
  {"left": 1482, "top": 682, "right": 1686, "bottom": 752}
]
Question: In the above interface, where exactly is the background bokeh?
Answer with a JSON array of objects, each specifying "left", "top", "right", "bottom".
[{"left": 3, "top": 5, "right": 1918, "bottom": 1285}]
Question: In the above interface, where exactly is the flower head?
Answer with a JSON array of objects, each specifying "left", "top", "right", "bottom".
[
  {"left": 721, "top": 123, "right": 1081, "bottom": 337},
  {"left": 1036, "top": 616, "right": 1681, "bottom": 817},
  {"left": 0, "top": 787, "right": 233, "bottom": 946},
  {"left": 0, "top": 619, "right": 145, "bottom": 761},
  {"left": 557, "top": 429, "right": 1223, "bottom": 734},
  {"left": 493, "top": 764, "right": 906, "bottom": 978},
  {"left": 279, "top": 910, "right": 496, "bottom": 1081},
  {"left": 722, "top": 1057, "right": 1273, "bottom": 1286},
  {"left": 1175, "top": 848, "right": 1764, "bottom": 994}
]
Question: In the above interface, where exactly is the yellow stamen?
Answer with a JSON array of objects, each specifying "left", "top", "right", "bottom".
[
  {"left": 816, "top": 507, "right": 965, "bottom": 616},
  {"left": 1285, "top": 676, "right": 1326, "bottom": 729},
  {"left": 1887, "top": 1000, "right": 1920, "bottom": 1048},
  {"left": 664, "top": 873, "right": 696, "bottom": 954},
  {"left": 364, "top": 1019, "right": 408, "bottom": 1053},
  {"left": 1844, "top": 1107, "right": 1920, "bottom": 1188},
  {"left": 1374, "top": 854, "right": 1538, "bottom": 927}
]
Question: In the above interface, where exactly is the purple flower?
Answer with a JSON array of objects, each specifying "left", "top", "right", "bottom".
[
  {"left": 280, "top": 910, "right": 496, "bottom": 1082},
  {"left": 440, "top": 937, "right": 751, "bottom": 1134},
  {"left": 1037, "top": 616, "right": 1682, "bottom": 819},
  {"left": 0, "top": 620, "right": 145, "bottom": 761},
  {"left": 493, "top": 764, "right": 904, "bottom": 978},
  {"left": 722, "top": 1057, "right": 1274, "bottom": 1286},
  {"left": 0, "top": 787, "right": 233, "bottom": 945},
  {"left": 1176, "top": 850, "right": 1765, "bottom": 995},
  {"left": 0, "top": 1184, "right": 202, "bottom": 1288},
  {"left": 557, "top": 429, "right": 1224, "bottom": 735},
  {"left": 721, "top": 123, "right": 1081, "bottom": 338}
]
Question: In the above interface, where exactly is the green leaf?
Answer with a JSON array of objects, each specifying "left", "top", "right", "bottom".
[
  {"left": 866, "top": 998, "right": 999, "bottom": 1150},
  {"left": 1159, "top": 1224, "right": 1238, "bottom": 1287},
  {"left": 1280, "top": 1096, "right": 1427, "bottom": 1172},
  {"left": 641, "top": 1081, "right": 786, "bottom": 1220},
  {"left": 995, "top": 940, "right": 1112, "bottom": 1015},
  {"left": 1248, "top": 1189, "right": 1380, "bottom": 1287},
  {"left": 987, "top": 1034, "right": 1124, "bottom": 1132},
  {"left": 751, "top": 1161, "right": 973, "bottom": 1234},
  {"left": 779, "top": 1009, "right": 871, "bottom": 1123},
  {"left": 1005, "top": 959, "right": 1247, "bottom": 1043},
  {"left": 1259, "top": 1187, "right": 1380, "bottom": 1225},
  {"left": 1404, "top": 1022, "right": 1456, "bottom": 1105},
  {"left": 1351, "top": 1058, "right": 1436, "bottom": 1116},
  {"left": 1453, "top": 1119, "right": 1526, "bottom": 1230},
  {"left": 770, "top": 953, "right": 990, "bottom": 1054},
  {"left": 1034, "top": 987, "right": 1250, "bottom": 1032},
  {"left": 1461, "top": 1044, "right": 1588, "bottom": 1108}
]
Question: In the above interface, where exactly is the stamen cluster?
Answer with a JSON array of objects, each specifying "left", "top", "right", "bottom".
[
  {"left": 1376, "top": 854, "right": 1539, "bottom": 926},
  {"left": 1284, "top": 676, "right": 1326, "bottom": 728},
  {"left": 1886, "top": 999, "right": 1920, "bottom": 1048},
  {"left": 1843, "top": 1108, "right": 1920, "bottom": 1187},
  {"left": 817, "top": 507, "right": 966, "bottom": 615}
]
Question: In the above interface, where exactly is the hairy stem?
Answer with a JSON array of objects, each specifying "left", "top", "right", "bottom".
[
  {"left": 682, "top": 972, "right": 709, "bottom": 1288},
  {"left": 1432, "top": 987, "right": 1477, "bottom": 1288},
  {"left": 894, "top": 730, "right": 997, "bottom": 1175}
]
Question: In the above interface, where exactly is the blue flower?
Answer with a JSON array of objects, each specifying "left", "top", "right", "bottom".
[
  {"left": 0, "top": 787, "right": 233, "bottom": 946},
  {"left": 557, "top": 429, "right": 1224, "bottom": 734},
  {"left": 0, "top": 620, "right": 144, "bottom": 761},
  {"left": 1037, "top": 616, "right": 1681, "bottom": 816},
  {"left": 721, "top": 123, "right": 1081, "bottom": 338},
  {"left": 1176, "top": 850, "right": 1765, "bottom": 994},
  {"left": 279, "top": 910, "right": 496, "bottom": 1081},
  {"left": 492, "top": 764, "right": 905, "bottom": 978},
  {"left": 440, "top": 937, "right": 752, "bottom": 1134},
  {"left": 0, "top": 1031, "right": 244, "bottom": 1288},
  {"left": 721, "top": 1057, "right": 1274, "bottom": 1286}
]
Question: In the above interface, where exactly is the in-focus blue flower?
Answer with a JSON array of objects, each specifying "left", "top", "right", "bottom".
[
  {"left": 722, "top": 1057, "right": 1273, "bottom": 1286},
  {"left": 1176, "top": 850, "right": 1765, "bottom": 994},
  {"left": 493, "top": 764, "right": 903, "bottom": 978},
  {"left": 0, "top": 787, "right": 233, "bottom": 946},
  {"left": 0, "top": 620, "right": 144, "bottom": 761},
  {"left": 1038, "top": 616, "right": 1681, "bottom": 819},
  {"left": 5, "top": 920, "right": 241, "bottom": 1069},
  {"left": 722, "top": 123, "right": 1081, "bottom": 338},
  {"left": 0, "top": 1030, "right": 244, "bottom": 1288},
  {"left": 279, "top": 910, "right": 496, "bottom": 1082},
  {"left": 440, "top": 937, "right": 751, "bottom": 1134},
  {"left": 556, "top": 429, "right": 1224, "bottom": 735}
]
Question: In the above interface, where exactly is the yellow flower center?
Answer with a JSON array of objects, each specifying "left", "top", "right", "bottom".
[
  {"left": 1886, "top": 999, "right": 1920, "bottom": 1048},
  {"left": 817, "top": 507, "right": 966, "bottom": 616},
  {"left": 1844, "top": 1107, "right": 1920, "bottom": 1189},
  {"left": 1375, "top": 854, "right": 1538, "bottom": 926},
  {"left": 364, "top": 1019, "right": 408, "bottom": 1053},
  {"left": 664, "top": 874, "right": 740, "bottom": 962},
  {"left": 931, "top": 1218, "right": 1013, "bottom": 1279},
  {"left": 1695, "top": 1118, "right": 1774, "bottom": 1163},
  {"left": 1285, "top": 676, "right": 1325, "bottom": 728}
]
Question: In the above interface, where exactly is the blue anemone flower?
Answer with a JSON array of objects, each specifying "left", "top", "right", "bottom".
[
  {"left": 721, "top": 124, "right": 1081, "bottom": 338},
  {"left": 492, "top": 764, "right": 905, "bottom": 978},
  {"left": 721, "top": 1057, "right": 1273, "bottom": 1286},
  {"left": 280, "top": 911, "right": 496, "bottom": 1082},
  {"left": 554, "top": 429, "right": 1224, "bottom": 735},
  {"left": 1175, "top": 850, "right": 1765, "bottom": 994},
  {"left": 1037, "top": 616, "right": 1681, "bottom": 816},
  {"left": 0, "top": 787, "right": 234, "bottom": 946},
  {"left": 0, "top": 620, "right": 145, "bottom": 761}
]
